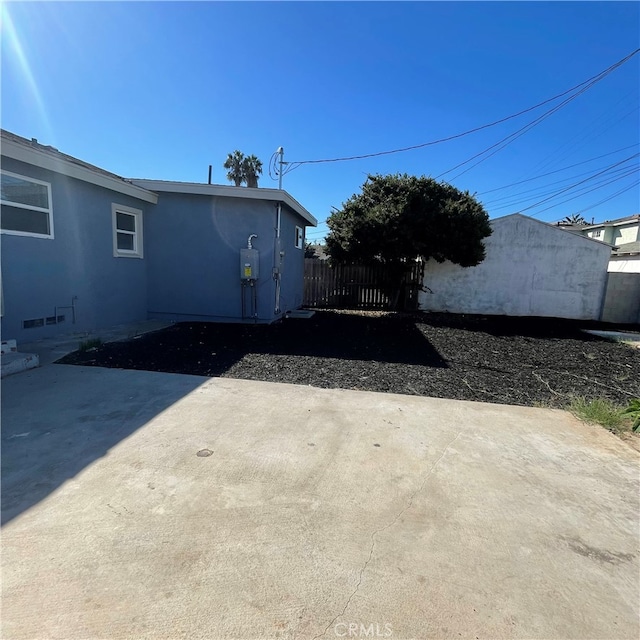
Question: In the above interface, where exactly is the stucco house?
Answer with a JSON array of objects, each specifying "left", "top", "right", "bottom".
[
  {"left": 419, "top": 213, "right": 612, "bottom": 321},
  {"left": 556, "top": 214, "right": 640, "bottom": 323},
  {"left": 574, "top": 214, "right": 640, "bottom": 247},
  {"left": 1, "top": 130, "right": 317, "bottom": 346},
  {"left": 609, "top": 241, "right": 640, "bottom": 274}
]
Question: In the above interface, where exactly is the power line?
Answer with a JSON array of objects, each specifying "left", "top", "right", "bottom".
[
  {"left": 283, "top": 49, "right": 638, "bottom": 169},
  {"left": 436, "top": 64, "right": 637, "bottom": 181},
  {"left": 518, "top": 90, "right": 639, "bottom": 178},
  {"left": 573, "top": 180, "right": 640, "bottom": 215},
  {"left": 527, "top": 175, "right": 639, "bottom": 218},
  {"left": 477, "top": 144, "right": 638, "bottom": 195},
  {"left": 484, "top": 160, "right": 638, "bottom": 208},
  {"left": 513, "top": 153, "right": 639, "bottom": 214},
  {"left": 498, "top": 167, "right": 638, "bottom": 214}
]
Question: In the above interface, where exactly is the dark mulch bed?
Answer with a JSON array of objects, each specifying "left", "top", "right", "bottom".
[{"left": 57, "top": 311, "right": 640, "bottom": 409}]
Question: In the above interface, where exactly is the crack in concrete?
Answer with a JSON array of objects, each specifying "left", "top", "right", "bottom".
[{"left": 312, "top": 431, "right": 463, "bottom": 640}]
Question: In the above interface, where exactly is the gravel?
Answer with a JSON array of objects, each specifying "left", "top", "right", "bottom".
[{"left": 58, "top": 310, "right": 640, "bottom": 409}]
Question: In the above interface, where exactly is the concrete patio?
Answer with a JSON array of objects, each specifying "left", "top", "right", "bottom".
[{"left": 2, "top": 364, "right": 639, "bottom": 639}]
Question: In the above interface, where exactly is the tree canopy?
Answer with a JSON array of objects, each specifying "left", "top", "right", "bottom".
[
  {"left": 326, "top": 174, "right": 492, "bottom": 268},
  {"left": 223, "top": 151, "right": 263, "bottom": 187}
]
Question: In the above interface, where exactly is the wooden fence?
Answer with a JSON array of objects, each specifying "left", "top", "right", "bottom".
[{"left": 303, "top": 259, "right": 424, "bottom": 310}]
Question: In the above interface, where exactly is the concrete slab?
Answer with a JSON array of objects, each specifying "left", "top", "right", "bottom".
[
  {"left": 2, "top": 365, "right": 639, "bottom": 639},
  {"left": 583, "top": 329, "right": 640, "bottom": 349},
  {"left": 16, "top": 318, "right": 173, "bottom": 366},
  {"left": 0, "top": 351, "right": 39, "bottom": 378}
]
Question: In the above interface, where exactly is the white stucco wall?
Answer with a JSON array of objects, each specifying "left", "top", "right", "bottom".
[
  {"left": 584, "top": 223, "right": 639, "bottom": 246},
  {"left": 419, "top": 214, "right": 612, "bottom": 320},
  {"left": 608, "top": 256, "right": 640, "bottom": 273},
  {"left": 612, "top": 224, "right": 640, "bottom": 246}
]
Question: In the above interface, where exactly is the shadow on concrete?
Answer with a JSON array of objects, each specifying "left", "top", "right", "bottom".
[
  {"left": 57, "top": 311, "right": 448, "bottom": 375},
  {"left": 1, "top": 367, "right": 205, "bottom": 525}
]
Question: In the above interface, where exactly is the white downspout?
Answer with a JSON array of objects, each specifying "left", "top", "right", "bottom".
[
  {"left": 274, "top": 202, "right": 282, "bottom": 314},
  {"left": 274, "top": 146, "right": 285, "bottom": 315}
]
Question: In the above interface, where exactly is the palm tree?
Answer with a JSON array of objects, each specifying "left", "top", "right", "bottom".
[
  {"left": 243, "top": 155, "right": 263, "bottom": 188},
  {"left": 561, "top": 213, "right": 586, "bottom": 225},
  {"left": 224, "top": 150, "right": 245, "bottom": 186}
]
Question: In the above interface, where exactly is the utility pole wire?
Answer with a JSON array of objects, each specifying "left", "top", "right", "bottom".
[
  {"left": 497, "top": 167, "right": 638, "bottom": 214},
  {"left": 515, "top": 153, "right": 639, "bottom": 214},
  {"left": 484, "top": 161, "right": 638, "bottom": 207},
  {"left": 436, "top": 63, "right": 634, "bottom": 181},
  {"left": 284, "top": 49, "right": 639, "bottom": 167},
  {"left": 477, "top": 144, "right": 638, "bottom": 195}
]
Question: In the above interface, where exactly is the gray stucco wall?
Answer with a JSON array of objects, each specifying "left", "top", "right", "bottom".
[
  {"left": 418, "top": 214, "right": 612, "bottom": 321},
  {"left": 145, "top": 193, "right": 306, "bottom": 324},
  {"left": 601, "top": 273, "right": 640, "bottom": 324},
  {"left": 1, "top": 157, "right": 150, "bottom": 343}
]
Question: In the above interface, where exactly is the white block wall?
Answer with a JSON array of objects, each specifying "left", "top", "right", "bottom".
[{"left": 419, "top": 214, "right": 612, "bottom": 320}]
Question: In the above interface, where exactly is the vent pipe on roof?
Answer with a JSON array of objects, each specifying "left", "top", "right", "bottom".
[{"left": 208, "top": 165, "right": 212, "bottom": 185}]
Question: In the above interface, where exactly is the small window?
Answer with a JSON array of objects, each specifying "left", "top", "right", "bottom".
[
  {"left": 592, "top": 229, "right": 602, "bottom": 238},
  {"left": 295, "top": 225, "right": 303, "bottom": 249},
  {"left": 1, "top": 170, "right": 54, "bottom": 238},
  {"left": 23, "top": 318, "right": 45, "bottom": 329},
  {"left": 112, "top": 204, "right": 143, "bottom": 258}
]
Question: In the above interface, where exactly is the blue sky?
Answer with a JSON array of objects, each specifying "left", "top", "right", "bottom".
[{"left": 2, "top": 1, "right": 638, "bottom": 241}]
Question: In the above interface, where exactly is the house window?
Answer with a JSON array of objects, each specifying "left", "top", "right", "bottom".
[
  {"left": 0, "top": 170, "right": 53, "bottom": 238},
  {"left": 592, "top": 229, "right": 602, "bottom": 238},
  {"left": 295, "top": 225, "right": 303, "bottom": 249},
  {"left": 112, "top": 204, "right": 143, "bottom": 258}
]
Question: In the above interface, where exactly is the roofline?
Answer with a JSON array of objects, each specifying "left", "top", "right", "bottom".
[
  {"left": 1, "top": 134, "right": 158, "bottom": 204},
  {"left": 131, "top": 180, "right": 318, "bottom": 226},
  {"left": 490, "top": 213, "right": 616, "bottom": 248},
  {"left": 579, "top": 214, "right": 640, "bottom": 230}
]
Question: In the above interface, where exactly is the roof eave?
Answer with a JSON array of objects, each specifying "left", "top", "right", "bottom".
[
  {"left": 1, "top": 137, "right": 158, "bottom": 204},
  {"left": 131, "top": 180, "right": 318, "bottom": 226}
]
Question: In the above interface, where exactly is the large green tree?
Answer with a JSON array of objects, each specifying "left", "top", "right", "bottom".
[{"left": 325, "top": 174, "right": 492, "bottom": 307}]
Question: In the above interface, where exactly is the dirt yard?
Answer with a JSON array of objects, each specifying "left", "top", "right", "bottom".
[{"left": 58, "top": 311, "right": 640, "bottom": 410}]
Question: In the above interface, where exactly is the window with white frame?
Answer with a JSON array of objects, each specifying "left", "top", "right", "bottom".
[
  {"left": 295, "top": 225, "right": 303, "bottom": 249},
  {"left": 592, "top": 229, "right": 602, "bottom": 238},
  {"left": 112, "top": 204, "right": 143, "bottom": 258},
  {"left": 1, "top": 170, "right": 53, "bottom": 238}
]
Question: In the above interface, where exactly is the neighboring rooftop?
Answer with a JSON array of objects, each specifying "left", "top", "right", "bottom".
[
  {"left": 578, "top": 214, "right": 639, "bottom": 230},
  {"left": 613, "top": 241, "right": 640, "bottom": 256}
]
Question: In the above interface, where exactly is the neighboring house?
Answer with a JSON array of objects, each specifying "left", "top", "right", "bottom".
[
  {"left": 419, "top": 213, "right": 612, "bottom": 321},
  {"left": 609, "top": 241, "right": 640, "bottom": 273},
  {"left": 602, "top": 241, "right": 640, "bottom": 325},
  {"left": 306, "top": 243, "right": 329, "bottom": 260},
  {"left": 1, "top": 130, "right": 317, "bottom": 344},
  {"left": 565, "top": 214, "right": 640, "bottom": 247}
]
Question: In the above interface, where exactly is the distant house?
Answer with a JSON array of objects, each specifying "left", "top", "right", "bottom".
[
  {"left": 306, "top": 243, "right": 329, "bottom": 260},
  {"left": 419, "top": 213, "right": 612, "bottom": 321},
  {"left": 609, "top": 241, "right": 640, "bottom": 273},
  {"left": 564, "top": 214, "right": 640, "bottom": 247},
  {"left": 1, "top": 130, "right": 317, "bottom": 344},
  {"left": 602, "top": 240, "right": 640, "bottom": 325}
]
